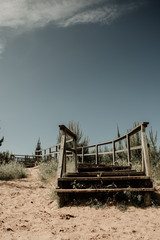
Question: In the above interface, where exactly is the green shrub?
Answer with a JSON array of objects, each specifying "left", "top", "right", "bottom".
[
  {"left": 0, "top": 161, "right": 28, "bottom": 180},
  {"left": 38, "top": 160, "right": 57, "bottom": 182}
]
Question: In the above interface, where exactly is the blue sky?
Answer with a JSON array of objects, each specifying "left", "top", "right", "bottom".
[{"left": 0, "top": 0, "right": 160, "bottom": 154}]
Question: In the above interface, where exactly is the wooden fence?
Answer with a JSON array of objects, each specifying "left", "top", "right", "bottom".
[{"left": 12, "top": 122, "right": 150, "bottom": 176}]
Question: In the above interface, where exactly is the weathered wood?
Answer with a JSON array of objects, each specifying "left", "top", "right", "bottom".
[
  {"left": 73, "top": 139, "right": 78, "bottom": 172},
  {"left": 144, "top": 192, "right": 151, "bottom": 206},
  {"left": 127, "top": 134, "right": 131, "bottom": 166},
  {"left": 56, "top": 133, "right": 66, "bottom": 186},
  {"left": 66, "top": 171, "right": 145, "bottom": 177},
  {"left": 112, "top": 141, "right": 115, "bottom": 165},
  {"left": 78, "top": 164, "right": 131, "bottom": 172},
  {"left": 59, "top": 125, "right": 77, "bottom": 140},
  {"left": 55, "top": 188, "right": 154, "bottom": 193},
  {"left": 82, "top": 147, "right": 84, "bottom": 163},
  {"left": 141, "top": 124, "right": 151, "bottom": 176},
  {"left": 58, "top": 176, "right": 150, "bottom": 181},
  {"left": 95, "top": 145, "right": 98, "bottom": 165}
]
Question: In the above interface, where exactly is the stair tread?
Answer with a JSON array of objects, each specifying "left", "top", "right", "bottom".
[
  {"left": 78, "top": 165, "right": 132, "bottom": 172},
  {"left": 66, "top": 171, "right": 145, "bottom": 177},
  {"left": 58, "top": 176, "right": 150, "bottom": 181},
  {"left": 55, "top": 187, "right": 154, "bottom": 193}
]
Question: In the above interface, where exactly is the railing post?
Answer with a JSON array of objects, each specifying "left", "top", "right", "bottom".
[
  {"left": 56, "top": 131, "right": 66, "bottom": 187},
  {"left": 44, "top": 150, "right": 46, "bottom": 161},
  {"left": 82, "top": 147, "right": 84, "bottom": 163},
  {"left": 112, "top": 141, "right": 115, "bottom": 165},
  {"left": 95, "top": 145, "right": 98, "bottom": 165},
  {"left": 141, "top": 124, "right": 151, "bottom": 176},
  {"left": 126, "top": 134, "right": 131, "bottom": 166},
  {"left": 49, "top": 148, "right": 52, "bottom": 160},
  {"left": 73, "top": 138, "right": 78, "bottom": 172},
  {"left": 55, "top": 146, "right": 58, "bottom": 160}
]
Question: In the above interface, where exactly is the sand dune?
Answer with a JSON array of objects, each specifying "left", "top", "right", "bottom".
[{"left": 0, "top": 167, "right": 160, "bottom": 240}]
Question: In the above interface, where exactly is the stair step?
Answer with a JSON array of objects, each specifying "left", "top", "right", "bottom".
[
  {"left": 58, "top": 176, "right": 150, "bottom": 181},
  {"left": 78, "top": 164, "right": 131, "bottom": 172},
  {"left": 55, "top": 188, "right": 154, "bottom": 193},
  {"left": 66, "top": 171, "right": 145, "bottom": 177}
]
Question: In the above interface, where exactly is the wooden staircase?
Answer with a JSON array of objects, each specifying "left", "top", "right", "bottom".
[{"left": 55, "top": 123, "right": 154, "bottom": 207}]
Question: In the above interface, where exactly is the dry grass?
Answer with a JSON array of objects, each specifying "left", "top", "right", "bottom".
[
  {"left": 0, "top": 161, "right": 28, "bottom": 180},
  {"left": 38, "top": 160, "right": 57, "bottom": 182}
]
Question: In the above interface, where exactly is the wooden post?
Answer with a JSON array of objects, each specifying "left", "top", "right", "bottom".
[
  {"left": 56, "top": 132, "right": 66, "bottom": 187},
  {"left": 126, "top": 134, "right": 131, "bottom": 166},
  {"left": 73, "top": 138, "right": 78, "bottom": 172},
  {"left": 112, "top": 141, "right": 115, "bottom": 165},
  {"left": 49, "top": 148, "right": 52, "bottom": 160},
  {"left": 82, "top": 147, "right": 84, "bottom": 163},
  {"left": 55, "top": 146, "right": 58, "bottom": 161},
  {"left": 144, "top": 192, "right": 151, "bottom": 206},
  {"left": 142, "top": 150, "right": 145, "bottom": 172},
  {"left": 141, "top": 124, "right": 151, "bottom": 176},
  {"left": 95, "top": 145, "right": 98, "bottom": 165},
  {"left": 44, "top": 150, "right": 46, "bottom": 161}
]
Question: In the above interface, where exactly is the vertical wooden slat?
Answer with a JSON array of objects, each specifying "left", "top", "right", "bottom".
[
  {"left": 142, "top": 150, "right": 145, "bottom": 172},
  {"left": 112, "top": 141, "right": 115, "bottom": 165},
  {"left": 56, "top": 132, "right": 66, "bottom": 187},
  {"left": 73, "top": 139, "right": 78, "bottom": 172},
  {"left": 126, "top": 134, "right": 131, "bottom": 166},
  {"left": 55, "top": 146, "right": 58, "bottom": 160},
  {"left": 44, "top": 150, "right": 46, "bottom": 161},
  {"left": 82, "top": 147, "right": 84, "bottom": 163},
  {"left": 141, "top": 124, "right": 151, "bottom": 176},
  {"left": 95, "top": 145, "right": 98, "bottom": 165},
  {"left": 49, "top": 148, "right": 52, "bottom": 160}
]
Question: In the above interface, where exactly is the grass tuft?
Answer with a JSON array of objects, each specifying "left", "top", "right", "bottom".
[
  {"left": 38, "top": 160, "right": 57, "bottom": 183},
  {"left": 0, "top": 161, "right": 28, "bottom": 180}
]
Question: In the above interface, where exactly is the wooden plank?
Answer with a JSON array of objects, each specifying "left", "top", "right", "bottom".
[
  {"left": 112, "top": 141, "right": 115, "bottom": 165},
  {"left": 56, "top": 133, "right": 66, "bottom": 183},
  {"left": 82, "top": 147, "right": 84, "bottom": 163},
  {"left": 95, "top": 145, "right": 98, "bottom": 165},
  {"left": 59, "top": 125, "right": 77, "bottom": 139},
  {"left": 58, "top": 176, "right": 150, "bottom": 181},
  {"left": 55, "top": 188, "right": 154, "bottom": 193},
  {"left": 141, "top": 124, "right": 151, "bottom": 176},
  {"left": 66, "top": 171, "right": 145, "bottom": 177},
  {"left": 127, "top": 134, "right": 131, "bottom": 166},
  {"left": 73, "top": 139, "right": 78, "bottom": 172}
]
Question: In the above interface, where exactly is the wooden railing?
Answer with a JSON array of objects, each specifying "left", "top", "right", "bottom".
[
  {"left": 12, "top": 122, "right": 150, "bottom": 178},
  {"left": 57, "top": 125, "right": 77, "bottom": 182},
  {"left": 76, "top": 122, "right": 150, "bottom": 176}
]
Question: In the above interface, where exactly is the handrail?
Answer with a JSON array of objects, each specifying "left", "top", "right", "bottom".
[
  {"left": 59, "top": 125, "right": 77, "bottom": 140},
  {"left": 56, "top": 125, "right": 78, "bottom": 187},
  {"left": 76, "top": 122, "right": 150, "bottom": 176},
  {"left": 14, "top": 122, "right": 150, "bottom": 178}
]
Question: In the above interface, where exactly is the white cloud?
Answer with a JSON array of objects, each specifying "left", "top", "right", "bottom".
[{"left": 0, "top": 0, "right": 144, "bottom": 54}]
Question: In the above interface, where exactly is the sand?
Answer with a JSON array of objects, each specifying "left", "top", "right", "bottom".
[{"left": 0, "top": 167, "right": 160, "bottom": 240}]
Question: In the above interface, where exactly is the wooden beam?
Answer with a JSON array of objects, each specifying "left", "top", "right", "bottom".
[
  {"left": 58, "top": 176, "right": 150, "bottom": 181},
  {"left": 112, "top": 141, "right": 115, "bottom": 165},
  {"left": 59, "top": 125, "right": 77, "bottom": 140},
  {"left": 55, "top": 188, "right": 154, "bottom": 193},
  {"left": 141, "top": 124, "right": 151, "bottom": 176},
  {"left": 56, "top": 133, "right": 66, "bottom": 186},
  {"left": 95, "top": 145, "right": 98, "bottom": 165},
  {"left": 127, "top": 134, "right": 131, "bottom": 166}
]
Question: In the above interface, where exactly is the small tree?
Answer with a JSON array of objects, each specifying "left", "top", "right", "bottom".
[
  {"left": 35, "top": 138, "right": 42, "bottom": 161},
  {"left": 57, "top": 121, "right": 89, "bottom": 147},
  {"left": 0, "top": 136, "right": 4, "bottom": 146}
]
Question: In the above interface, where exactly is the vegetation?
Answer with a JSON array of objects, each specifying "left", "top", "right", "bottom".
[
  {"left": 38, "top": 159, "right": 57, "bottom": 183},
  {"left": 0, "top": 161, "right": 27, "bottom": 180},
  {"left": 57, "top": 121, "right": 89, "bottom": 147}
]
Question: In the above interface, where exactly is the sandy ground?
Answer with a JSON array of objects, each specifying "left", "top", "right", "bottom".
[{"left": 0, "top": 167, "right": 160, "bottom": 240}]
